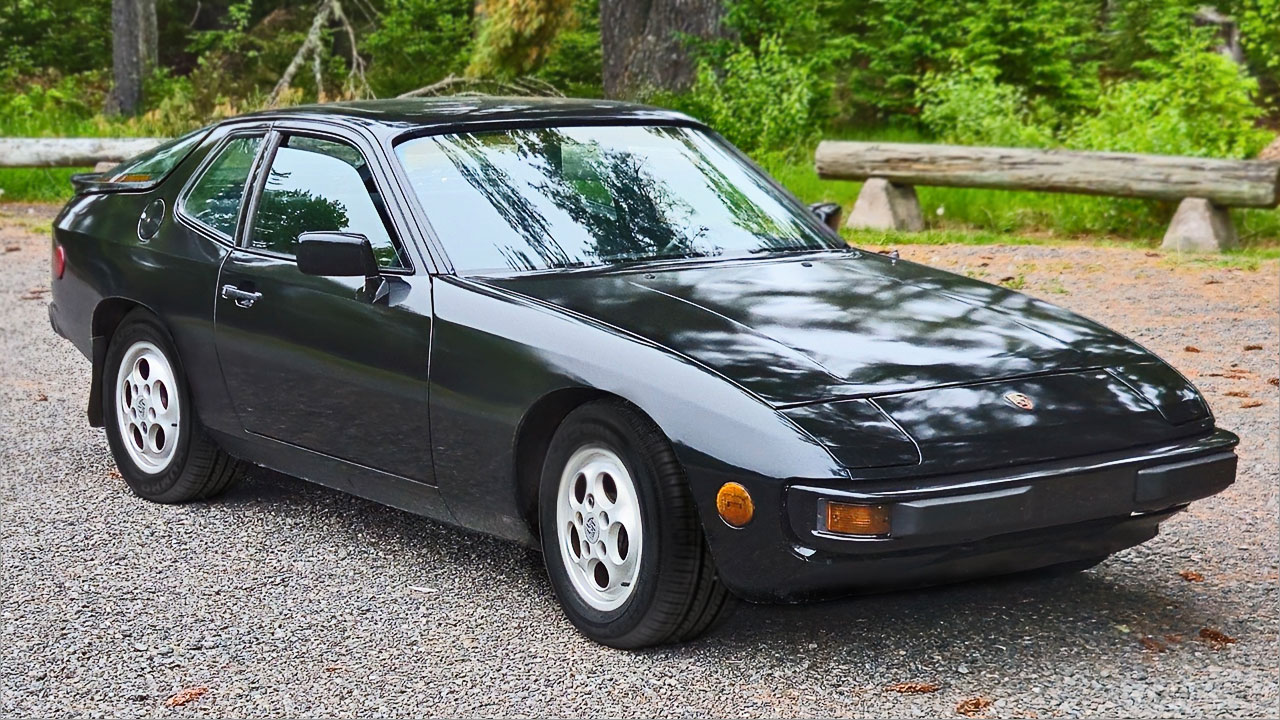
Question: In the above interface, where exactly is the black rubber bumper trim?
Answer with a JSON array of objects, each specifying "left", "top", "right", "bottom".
[
  {"left": 786, "top": 432, "right": 1238, "bottom": 555},
  {"left": 1134, "top": 451, "right": 1236, "bottom": 511},
  {"left": 747, "top": 508, "right": 1177, "bottom": 603}
]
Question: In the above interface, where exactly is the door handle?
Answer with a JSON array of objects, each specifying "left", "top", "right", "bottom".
[{"left": 221, "top": 284, "right": 262, "bottom": 308}]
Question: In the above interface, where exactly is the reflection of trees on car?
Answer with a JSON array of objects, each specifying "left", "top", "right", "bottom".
[
  {"left": 252, "top": 183, "right": 349, "bottom": 256},
  {"left": 444, "top": 128, "right": 703, "bottom": 270},
  {"left": 441, "top": 134, "right": 571, "bottom": 272},
  {"left": 185, "top": 136, "right": 262, "bottom": 236},
  {"left": 535, "top": 137, "right": 700, "bottom": 263},
  {"left": 657, "top": 126, "right": 810, "bottom": 253}
]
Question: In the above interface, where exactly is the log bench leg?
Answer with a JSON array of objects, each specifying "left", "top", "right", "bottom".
[
  {"left": 1161, "top": 197, "right": 1238, "bottom": 252},
  {"left": 845, "top": 177, "right": 925, "bottom": 232}
]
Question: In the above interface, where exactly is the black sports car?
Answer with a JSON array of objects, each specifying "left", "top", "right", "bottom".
[{"left": 49, "top": 98, "right": 1238, "bottom": 648}]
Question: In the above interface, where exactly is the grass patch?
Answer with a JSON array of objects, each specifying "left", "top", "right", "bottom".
[
  {"left": 0, "top": 110, "right": 174, "bottom": 204},
  {"left": 843, "top": 227, "right": 1084, "bottom": 248},
  {"left": 0, "top": 168, "right": 86, "bottom": 203},
  {"left": 844, "top": 226, "right": 1279, "bottom": 269}
]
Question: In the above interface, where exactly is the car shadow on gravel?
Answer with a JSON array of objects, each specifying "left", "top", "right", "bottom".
[
  {"left": 215, "top": 466, "right": 1222, "bottom": 660},
  {"left": 216, "top": 465, "right": 551, "bottom": 581},
  {"left": 706, "top": 572, "right": 1208, "bottom": 655}
]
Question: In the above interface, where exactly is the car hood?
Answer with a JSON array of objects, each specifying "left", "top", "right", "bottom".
[{"left": 476, "top": 250, "right": 1156, "bottom": 406}]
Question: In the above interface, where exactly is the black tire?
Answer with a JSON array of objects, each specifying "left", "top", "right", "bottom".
[
  {"left": 103, "top": 309, "right": 244, "bottom": 503},
  {"left": 538, "top": 399, "right": 734, "bottom": 648}
]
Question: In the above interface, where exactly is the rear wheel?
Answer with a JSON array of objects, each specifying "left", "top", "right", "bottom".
[
  {"left": 103, "top": 310, "right": 244, "bottom": 502},
  {"left": 538, "top": 399, "right": 734, "bottom": 648}
]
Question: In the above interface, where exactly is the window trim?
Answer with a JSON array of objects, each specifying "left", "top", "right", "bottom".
[
  {"left": 175, "top": 127, "right": 273, "bottom": 246},
  {"left": 387, "top": 122, "right": 842, "bottom": 277},
  {"left": 237, "top": 126, "right": 415, "bottom": 275}
]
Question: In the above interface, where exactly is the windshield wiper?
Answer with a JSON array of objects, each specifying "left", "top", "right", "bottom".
[{"left": 747, "top": 245, "right": 827, "bottom": 254}]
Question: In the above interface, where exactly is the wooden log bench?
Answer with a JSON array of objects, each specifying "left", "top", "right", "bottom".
[
  {"left": 0, "top": 138, "right": 169, "bottom": 173},
  {"left": 815, "top": 141, "right": 1280, "bottom": 252}
]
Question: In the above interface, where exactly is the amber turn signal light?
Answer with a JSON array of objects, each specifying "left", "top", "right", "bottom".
[
  {"left": 824, "top": 501, "right": 891, "bottom": 536},
  {"left": 716, "top": 482, "right": 754, "bottom": 527}
]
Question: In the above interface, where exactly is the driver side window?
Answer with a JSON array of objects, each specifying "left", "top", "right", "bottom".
[{"left": 250, "top": 135, "right": 407, "bottom": 269}]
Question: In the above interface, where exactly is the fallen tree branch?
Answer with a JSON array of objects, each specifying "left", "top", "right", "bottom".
[
  {"left": 331, "top": 0, "right": 371, "bottom": 100},
  {"left": 396, "top": 75, "right": 564, "bottom": 99},
  {"left": 312, "top": 42, "right": 325, "bottom": 101},
  {"left": 267, "top": 0, "right": 334, "bottom": 107}
]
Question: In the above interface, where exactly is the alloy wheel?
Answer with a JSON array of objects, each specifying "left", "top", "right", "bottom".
[
  {"left": 555, "top": 445, "right": 643, "bottom": 612},
  {"left": 114, "top": 340, "right": 181, "bottom": 474}
]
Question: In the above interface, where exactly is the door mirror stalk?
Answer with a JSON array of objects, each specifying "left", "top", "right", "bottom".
[
  {"left": 808, "top": 202, "right": 842, "bottom": 232},
  {"left": 296, "top": 231, "right": 388, "bottom": 303}
]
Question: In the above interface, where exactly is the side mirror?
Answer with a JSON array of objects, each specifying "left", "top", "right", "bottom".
[
  {"left": 296, "top": 231, "right": 379, "bottom": 279},
  {"left": 809, "top": 202, "right": 842, "bottom": 232}
]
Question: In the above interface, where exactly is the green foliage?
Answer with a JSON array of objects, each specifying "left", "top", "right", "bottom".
[
  {"left": 468, "top": 0, "right": 575, "bottom": 78},
  {"left": 0, "top": 72, "right": 103, "bottom": 134},
  {"left": 677, "top": 37, "right": 823, "bottom": 156},
  {"left": 1237, "top": 0, "right": 1280, "bottom": 110},
  {"left": 363, "top": 0, "right": 475, "bottom": 96},
  {"left": 839, "top": 0, "right": 1102, "bottom": 119},
  {"left": 0, "top": 0, "right": 110, "bottom": 76},
  {"left": 533, "top": 0, "right": 603, "bottom": 96},
  {"left": 1101, "top": 0, "right": 1210, "bottom": 75},
  {"left": 1065, "top": 49, "right": 1271, "bottom": 158},
  {"left": 838, "top": 1, "right": 965, "bottom": 118},
  {"left": 949, "top": 0, "right": 1102, "bottom": 113},
  {"left": 917, "top": 67, "right": 1056, "bottom": 148},
  {"left": 0, "top": 0, "right": 1275, "bottom": 250}
]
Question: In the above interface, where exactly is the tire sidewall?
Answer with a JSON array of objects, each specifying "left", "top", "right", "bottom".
[
  {"left": 539, "top": 404, "right": 668, "bottom": 644},
  {"left": 103, "top": 311, "right": 197, "bottom": 501}
]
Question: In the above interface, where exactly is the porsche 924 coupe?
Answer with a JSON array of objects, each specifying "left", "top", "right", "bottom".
[{"left": 48, "top": 98, "right": 1239, "bottom": 648}]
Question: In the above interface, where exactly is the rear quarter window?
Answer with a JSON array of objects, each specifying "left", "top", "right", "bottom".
[
  {"left": 182, "top": 135, "right": 264, "bottom": 238},
  {"left": 102, "top": 127, "right": 210, "bottom": 184}
]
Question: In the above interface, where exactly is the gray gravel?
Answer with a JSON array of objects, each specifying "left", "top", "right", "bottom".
[{"left": 2, "top": 205, "right": 1277, "bottom": 718}]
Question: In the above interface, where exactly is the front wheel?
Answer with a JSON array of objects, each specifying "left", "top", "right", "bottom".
[
  {"left": 103, "top": 310, "right": 244, "bottom": 503},
  {"left": 538, "top": 400, "right": 734, "bottom": 648}
]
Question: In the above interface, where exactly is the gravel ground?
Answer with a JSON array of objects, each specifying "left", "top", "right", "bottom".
[{"left": 2, "top": 204, "right": 1277, "bottom": 718}]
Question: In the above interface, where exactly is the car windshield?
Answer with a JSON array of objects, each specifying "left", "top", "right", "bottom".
[{"left": 395, "top": 125, "right": 840, "bottom": 273}]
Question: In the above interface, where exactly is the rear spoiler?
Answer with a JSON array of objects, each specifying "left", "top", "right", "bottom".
[{"left": 69, "top": 171, "right": 161, "bottom": 195}]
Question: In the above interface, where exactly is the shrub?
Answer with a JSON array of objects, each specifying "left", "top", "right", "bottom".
[
  {"left": 678, "top": 36, "right": 824, "bottom": 156},
  {"left": 841, "top": 0, "right": 1103, "bottom": 119},
  {"left": 467, "top": 0, "right": 575, "bottom": 78},
  {"left": 950, "top": 0, "right": 1102, "bottom": 113},
  {"left": 916, "top": 67, "right": 1055, "bottom": 148},
  {"left": 0, "top": 71, "right": 104, "bottom": 134},
  {"left": 1065, "top": 49, "right": 1271, "bottom": 158},
  {"left": 1236, "top": 0, "right": 1280, "bottom": 112},
  {"left": 533, "top": 0, "right": 603, "bottom": 97},
  {"left": 363, "top": 0, "right": 475, "bottom": 96}
]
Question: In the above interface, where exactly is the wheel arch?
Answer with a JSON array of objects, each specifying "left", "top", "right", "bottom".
[
  {"left": 87, "top": 297, "right": 158, "bottom": 427},
  {"left": 514, "top": 387, "right": 640, "bottom": 539}
]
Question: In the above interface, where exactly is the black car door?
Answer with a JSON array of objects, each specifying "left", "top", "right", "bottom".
[{"left": 212, "top": 123, "right": 436, "bottom": 483}]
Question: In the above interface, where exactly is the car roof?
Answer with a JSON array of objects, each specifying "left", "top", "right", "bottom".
[{"left": 237, "top": 96, "right": 705, "bottom": 139}]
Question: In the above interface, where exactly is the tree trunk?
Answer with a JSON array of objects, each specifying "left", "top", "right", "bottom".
[
  {"left": 600, "top": 0, "right": 725, "bottom": 98},
  {"left": 105, "top": 0, "right": 157, "bottom": 116}
]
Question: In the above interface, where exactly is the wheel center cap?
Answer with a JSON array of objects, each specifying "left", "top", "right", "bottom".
[
  {"left": 136, "top": 396, "right": 148, "bottom": 414},
  {"left": 583, "top": 516, "right": 600, "bottom": 544}
]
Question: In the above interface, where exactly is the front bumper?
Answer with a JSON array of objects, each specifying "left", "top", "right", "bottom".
[{"left": 701, "top": 429, "right": 1238, "bottom": 602}]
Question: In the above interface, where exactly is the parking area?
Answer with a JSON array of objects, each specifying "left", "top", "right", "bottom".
[{"left": 1, "top": 204, "right": 1276, "bottom": 717}]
